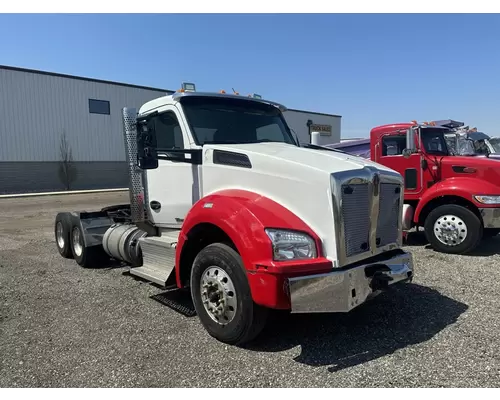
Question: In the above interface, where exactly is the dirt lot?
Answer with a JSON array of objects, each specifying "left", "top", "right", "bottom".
[{"left": 1, "top": 192, "right": 500, "bottom": 387}]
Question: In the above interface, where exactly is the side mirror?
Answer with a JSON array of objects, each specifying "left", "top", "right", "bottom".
[
  {"left": 402, "top": 148, "right": 413, "bottom": 159},
  {"left": 136, "top": 119, "right": 159, "bottom": 170},
  {"left": 406, "top": 127, "right": 416, "bottom": 152}
]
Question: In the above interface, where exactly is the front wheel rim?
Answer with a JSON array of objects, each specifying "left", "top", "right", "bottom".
[
  {"left": 72, "top": 227, "right": 83, "bottom": 257},
  {"left": 200, "top": 266, "right": 237, "bottom": 325},
  {"left": 433, "top": 214, "right": 468, "bottom": 246}
]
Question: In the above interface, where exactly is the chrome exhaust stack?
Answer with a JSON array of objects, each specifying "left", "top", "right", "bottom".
[{"left": 121, "top": 107, "right": 148, "bottom": 224}]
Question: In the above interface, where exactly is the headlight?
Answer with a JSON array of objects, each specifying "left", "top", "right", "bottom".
[
  {"left": 474, "top": 195, "right": 500, "bottom": 205},
  {"left": 265, "top": 229, "right": 317, "bottom": 261}
]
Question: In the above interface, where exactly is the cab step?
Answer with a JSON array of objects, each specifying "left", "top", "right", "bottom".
[
  {"left": 151, "top": 288, "right": 197, "bottom": 317},
  {"left": 129, "top": 231, "right": 180, "bottom": 287}
]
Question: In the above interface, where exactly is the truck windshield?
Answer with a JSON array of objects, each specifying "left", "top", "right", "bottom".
[
  {"left": 445, "top": 134, "right": 476, "bottom": 155},
  {"left": 489, "top": 137, "right": 500, "bottom": 153},
  {"left": 179, "top": 96, "right": 297, "bottom": 146},
  {"left": 420, "top": 128, "right": 450, "bottom": 156}
]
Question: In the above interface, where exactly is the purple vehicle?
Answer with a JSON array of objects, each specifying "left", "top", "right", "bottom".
[{"left": 323, "top": 138, "right": 371, "bottom": 159}]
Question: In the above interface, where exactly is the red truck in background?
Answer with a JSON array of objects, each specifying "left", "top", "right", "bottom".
[{"left": 326, "top": 121, "right": 500, "bottom": 254}]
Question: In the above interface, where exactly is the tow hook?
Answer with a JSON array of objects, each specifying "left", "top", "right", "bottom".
[{"left": 370, "top": 271, "right": 394, "bottom": 291}]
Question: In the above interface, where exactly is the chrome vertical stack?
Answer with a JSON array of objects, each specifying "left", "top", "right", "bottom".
[{"left": 121, "top": 107, "right": 146, "bottom": 223}]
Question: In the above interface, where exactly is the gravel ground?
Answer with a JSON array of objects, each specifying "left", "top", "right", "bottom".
[{"left": 1, "top": 192, "right": 500, "bottom": 388}]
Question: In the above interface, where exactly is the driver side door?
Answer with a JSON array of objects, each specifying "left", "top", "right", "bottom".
[
  {"left": 145, "top": 107, "right": 201, "bottom": 228},
  {"left": 378, "top": 134, "right": 423, "bottom": 198}
]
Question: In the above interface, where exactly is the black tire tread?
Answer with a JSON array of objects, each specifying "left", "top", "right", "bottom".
[
  {"left": 190, "top": 242, "right": 268, "bottom": 346},
  {"left": 70, "top": 224, "right": 108, "bottom": 268},
  {"left": 54, "top": 212, "right": 74, "bottom": 259}
]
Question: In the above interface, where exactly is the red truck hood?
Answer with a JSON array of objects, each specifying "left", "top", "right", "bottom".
[{"left": 439, "top": 156, "right": 500, "bottom": 192}]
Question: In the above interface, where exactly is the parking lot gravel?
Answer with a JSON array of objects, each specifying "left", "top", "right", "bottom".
[{"left": 1, "top": 192, "right": 500, "bottom": 388}]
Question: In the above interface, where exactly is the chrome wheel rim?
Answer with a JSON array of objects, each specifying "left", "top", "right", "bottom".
[
  {"left": 433, "top": 214, "right": 467, "bottom": 246},
  {"left": 200, "top": 266, "right": 237, "bottom": 325},
  {"left": 56, "top": 222, "right": 65, "bottom": 249},
  {"left": 72, "top": 227, "right": 83, "bottom": 257}
]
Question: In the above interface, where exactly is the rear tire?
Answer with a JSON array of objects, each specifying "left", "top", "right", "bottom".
[
  {"left": 55, "top": 213, "right": 73, "bottom": 259},
  {"left": 70, "top": 224, "right": 108, "bottom": 268},
  {"left": 190, "top": 243, "right": 268, "bottom": 346},
  {"left": 424, "top": 204, "right": 482, "bottom": 254}
]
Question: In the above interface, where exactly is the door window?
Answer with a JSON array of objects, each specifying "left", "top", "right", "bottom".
[
  {"left": 381, "top": 135, "right": 406, "bottom": 156},
  {"left": 154, "top": 111, "right": 184, "bottom": 149}
]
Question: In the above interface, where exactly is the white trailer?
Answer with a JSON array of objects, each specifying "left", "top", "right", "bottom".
[{"left": 54, "top": 83, "right": 414, "bottom": 346}]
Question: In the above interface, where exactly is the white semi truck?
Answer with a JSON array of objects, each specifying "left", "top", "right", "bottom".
[{"left": 54, "top": 83, "right": 414, "bottom": 346}]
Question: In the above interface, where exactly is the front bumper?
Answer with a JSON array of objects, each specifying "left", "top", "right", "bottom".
[
  {"left": 479, "top": 208, "right": 500, "bottom": 228},
  {"left": 287, "top": 251, "right": 413, "bottom": 313}
]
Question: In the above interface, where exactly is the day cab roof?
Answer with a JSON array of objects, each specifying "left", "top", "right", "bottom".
[
  {"left": 370, "top": 121, "right": 455, "bottom": 138},
  {"left": 370, "top": 123, "right": 414, "bottom": 137},
  {"left": 138, "top": 91, "right": 288, "bottom": 117}
]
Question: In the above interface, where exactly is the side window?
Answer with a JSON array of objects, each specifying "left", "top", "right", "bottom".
[
  {"left": 154, "top": 111, "right": 184, "bottom": 149},
  {"left": 256, "top": 123, "right": 283, "bottom": 142},
  {"left": 382, "top": 135, "right": 406, "bottom": 156}
]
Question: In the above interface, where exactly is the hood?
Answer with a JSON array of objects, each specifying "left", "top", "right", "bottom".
[
  {"left": 206, "top": 142, "right": 397, "bottom": 175},
  {"left": 440, "top": 155, "right": 500, "bottom": 188},
  {"left": 200, "top": 142, "right": 400, "bottom": 264},
  {"left": 443, "top": 155, "right": 500, "bottom": 167}
]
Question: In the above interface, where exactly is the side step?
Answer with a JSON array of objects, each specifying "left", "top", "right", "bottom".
[
  {"left": 129, "top": 231, "right": 179, "bottom": 287},
  {"left": 151, "top": 288, "right": 197, "bottom": 317}
]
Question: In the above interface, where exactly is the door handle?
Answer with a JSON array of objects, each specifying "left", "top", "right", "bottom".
[{"left": 150, "top": 200, "right": 161, "bottom": 211}]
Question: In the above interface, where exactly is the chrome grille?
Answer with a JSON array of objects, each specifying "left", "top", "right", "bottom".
[
  {"left": 376, "top": 183, "right": 401, "bottom": 247},
  {"left": 341, "top": 183, "right": 370, "bottom": 257}
]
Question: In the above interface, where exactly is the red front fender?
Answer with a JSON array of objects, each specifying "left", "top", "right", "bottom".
[
  {"left": 414, "top": 177, "right": 499, "bottom": 222},
  {"left": 174, "top": 189, "right": 332, "bottom": 309}
]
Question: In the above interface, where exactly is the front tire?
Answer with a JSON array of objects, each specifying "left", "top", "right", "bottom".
[
  {"left": 190, "top": 243, "right": 268, "bottom": 346},
  {"left": 424, "top": 204, "right": 482, "bottom": 254}
]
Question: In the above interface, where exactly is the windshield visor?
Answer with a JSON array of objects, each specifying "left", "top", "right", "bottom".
[{"left": 179, "top": 96, "right": 296, "bottom": 146}]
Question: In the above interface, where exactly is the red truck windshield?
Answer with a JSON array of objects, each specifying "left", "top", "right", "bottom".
[
  {"left": 420, "top": 128, "right": 450, "bottom": 156},
  {"left": 179, "top": 96, "right": 297, "bottom": 146},
  {"left": 490, "top": 138, "right": 500, "bottom": 153}
]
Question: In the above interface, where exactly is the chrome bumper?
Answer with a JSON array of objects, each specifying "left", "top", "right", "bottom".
[
  {"left": 288, "top": 251, "right": 414, "bottom": 313},
  {"left": 479, "top": 208, "right": 500, "bottom": 228}
]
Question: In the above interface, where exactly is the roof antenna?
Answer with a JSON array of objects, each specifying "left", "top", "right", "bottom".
[{"left": 231, "top": 87, "right": 239, "bottom": 95}]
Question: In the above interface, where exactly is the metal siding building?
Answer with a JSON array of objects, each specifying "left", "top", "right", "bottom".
[
  {"left": 0, "top": 66, "right": 342, "bottom": 195},
  {"left": 282, "top": 109, "right": 341, "bottom": 146},
  {"left": 0, "top": 65, "right": 174, "bottom": 194}
]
